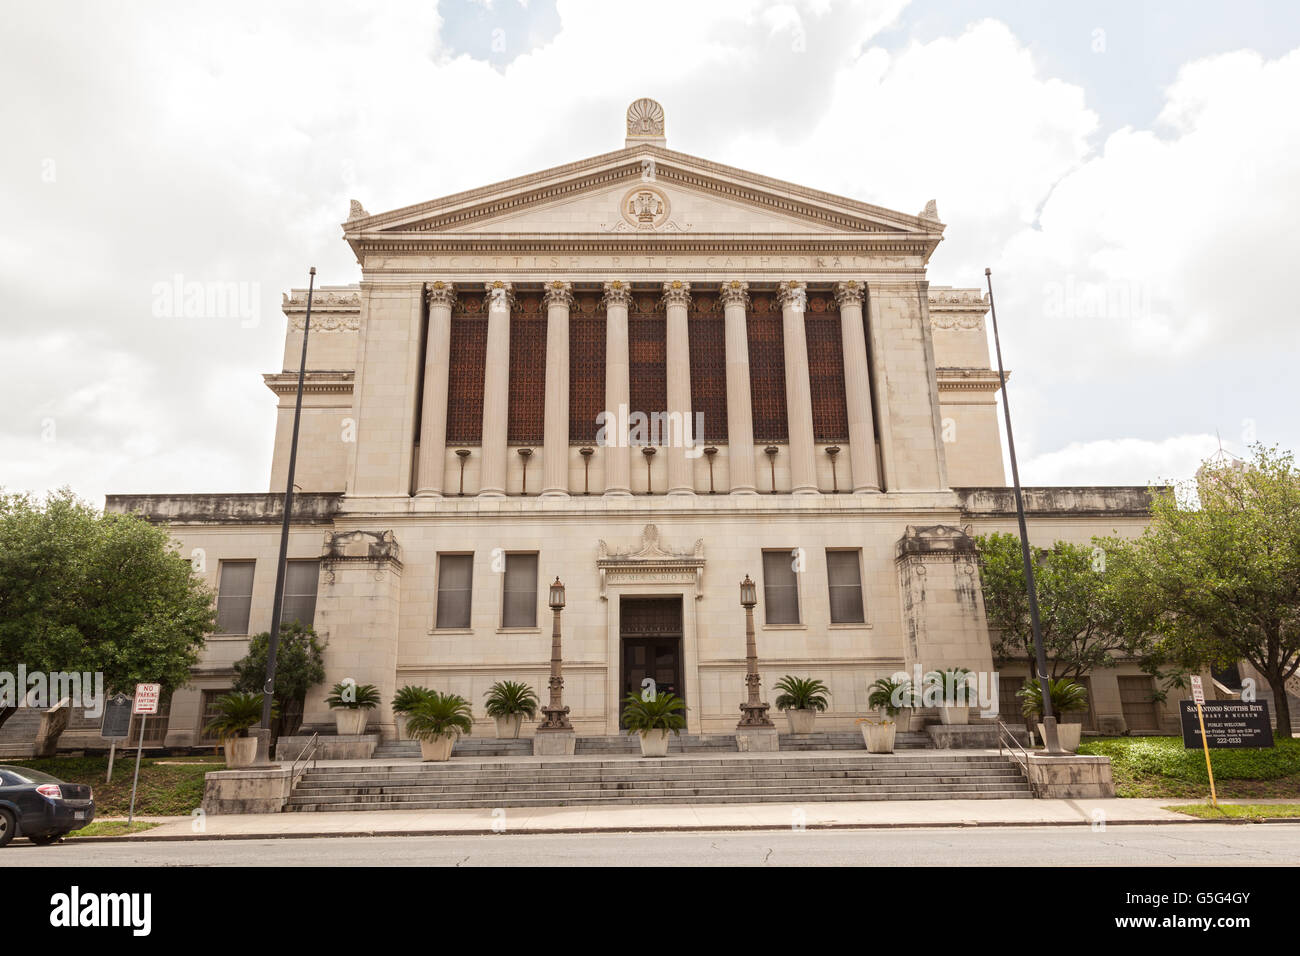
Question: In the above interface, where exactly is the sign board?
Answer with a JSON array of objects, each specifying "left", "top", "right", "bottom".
[
  {"left": 132, "top": 683, "right": 162, "bottom": 715},
  {"left": 1190, "top": 675, "right": 1205, "bottom": 704},
  {"left": 1180, "top": 699, "right": 1274, "bottom": 749},
  {"left": 100, "top": 694, "right": 133, "bottom": 740}
]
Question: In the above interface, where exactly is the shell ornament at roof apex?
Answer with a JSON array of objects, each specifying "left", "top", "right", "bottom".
[{"left": 625, "top": 98, "right": 666, "bottom": 146}]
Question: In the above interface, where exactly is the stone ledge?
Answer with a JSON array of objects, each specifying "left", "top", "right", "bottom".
[
  {"left": 953, "top": 486, "right": 1162, "bottom": 518},
  {"left": 1026, "top": 753, "right": 1115, "bottom": 798},
  {"left": 275, "top": 734, "right": 378, "bottom": 761},
  {"left": 105, "top": 493, "right": 344, "bottom": 525},
  {"left": 202, "top": 767, "right": 295, "bottom": 814}
]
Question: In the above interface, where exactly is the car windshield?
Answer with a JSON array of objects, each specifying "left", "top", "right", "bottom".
[{"left": 0, "top": 766, "right": 62, "bottom": 785}]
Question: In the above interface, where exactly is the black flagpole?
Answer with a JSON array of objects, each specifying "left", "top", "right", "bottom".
[
  {"left": 984, "top": 268, "right": 1063, "bottom": 755},
  {"left": 257, "top": 266, "right": 316, "bottom": 761}
]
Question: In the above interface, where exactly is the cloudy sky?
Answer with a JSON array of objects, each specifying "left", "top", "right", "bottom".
[{"left": 4, "top": 0, "right": 1298, "bottom": 504}]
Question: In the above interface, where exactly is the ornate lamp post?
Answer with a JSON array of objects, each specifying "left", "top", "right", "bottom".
[
  {"left": 735, "top": 575, "right": 777, "bottom": 751},
  {"left": 535, "top": 576, "right": 577, "bottom": 755}
]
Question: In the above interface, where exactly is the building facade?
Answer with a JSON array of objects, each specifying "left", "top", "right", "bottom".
[{"left": 106, "top": 100, "right": 1180, "bottom": 748}]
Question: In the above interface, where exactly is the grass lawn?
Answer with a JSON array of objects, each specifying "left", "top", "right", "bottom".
[
  {"left": 5, "top": 755, "right": 224, "bottom": 816},
  {"left": 1165, "top": 802, "right": 1300, "bottom": 822},
  {"left": 1078, "top": 736, "right": 1300, "bottom": 799},
  {"left": 66, "top": 820, "right": 163, "bottom": 838}
]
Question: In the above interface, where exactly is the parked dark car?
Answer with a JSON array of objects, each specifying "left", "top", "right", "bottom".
[{"left": 0, "top": 765, "right": 95, "bottom": 847}]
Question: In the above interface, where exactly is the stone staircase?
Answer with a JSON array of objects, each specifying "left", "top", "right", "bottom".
[
  {"left": 0, "top": 707, "right": 44, "bottom": 759},
  {"left": 285, "top": 752, "right": 1033, "bottom": 811},
  {"left": 370, "top": 730, "right": 932, "bottom": 760}
]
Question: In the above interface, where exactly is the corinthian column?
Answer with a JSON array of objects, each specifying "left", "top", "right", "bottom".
[
  {"left": 541, "top": 280, "right": 572, "bottom": 496},
  {"left": 602, "top": 281, "right": 632, "bottom": 496},
  {"left": 720, "top": 280, "right": 757, "bottom": 494},
  {"left": 778, "top": 280, "right": 818, "bottom": 495},
  {"left": 479, "top": 280, "right": 513, "bottom": 497},
  {"left": 662, "top": 280, "right": 693, "bottom": 495},
  {"left": 415, "top": 281, "right": 457, "bottom": 496},
  {"left": 835, "top": 280, "right": 881, "bottom": 493}
]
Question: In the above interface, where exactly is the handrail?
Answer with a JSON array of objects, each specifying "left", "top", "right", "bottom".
[
  {"left": 290, "top": 732, "right": 319, "bottom": 790},
  {"left": 996, "top": 719, "right": 1039, "bottom": 796}
]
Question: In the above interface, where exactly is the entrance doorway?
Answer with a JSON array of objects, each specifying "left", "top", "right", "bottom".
[{"left": 619, "top": 596, "right": 683, "bottom": 727}]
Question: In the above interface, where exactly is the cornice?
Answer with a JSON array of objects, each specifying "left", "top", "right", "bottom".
[
  {"left": 263, "top": 370, "right": 356, "bottom": 396},
  {"left": 935, "top": 368, "right": 1007, "bottom": 391}
]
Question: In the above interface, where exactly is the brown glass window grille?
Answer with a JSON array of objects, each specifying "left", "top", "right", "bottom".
[
  {"left": 628, "top": 292, "right": 666, "bottom": 442},
  {"left": 569, "top": 293, "right": 606, "bottom": 442},
  {"left": 746, "top": 291, "right": 788, "bottom": 442},
  {"left": 446, "top": 294, "right": 487, "bottom": 444},
  {"left": 688, "top": 292, "right": 728, "bottom": 443},
  {"left": 507, "top": 292, "right": 547, "bottom": 444},
  {"left": 805, "top": 294, "right": 849, "bottom": 442}
]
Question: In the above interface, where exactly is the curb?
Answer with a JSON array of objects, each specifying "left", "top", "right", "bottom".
[{"left": 47, "top": 814, "right": 1281, "bottom": 845}]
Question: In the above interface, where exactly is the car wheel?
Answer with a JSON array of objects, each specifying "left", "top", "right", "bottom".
[
  {"left": 0, "top": 809, "right": 14, "bottom": 848},
  {"left": 28, "top": 831, "right": 65, "bottom": 846}
]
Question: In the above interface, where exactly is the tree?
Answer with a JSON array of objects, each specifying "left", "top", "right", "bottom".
[
  {"left": 1101, "top": 444, "right": 1300, "bottom": 736},
  {"left": 0, "top": 488, "right": 214, "bottom": 732},
  {"left": 976, "top": 532, "right": 1158, "bottom": 680},
  {"left": 232, "top": 621, "right": 325, "bottom": 740}
]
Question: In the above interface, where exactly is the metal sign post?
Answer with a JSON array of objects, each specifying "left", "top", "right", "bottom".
[
  {"left": 128, "top": 683, "right": 161, "bottom": 826},
  {"left": 1191, "top": 676, "right": 1218, "bottom": 808}
]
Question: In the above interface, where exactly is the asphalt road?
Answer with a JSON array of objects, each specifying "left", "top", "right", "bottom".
[{"left": 5, "top": 823, "right": 1300, "bottom": 866}]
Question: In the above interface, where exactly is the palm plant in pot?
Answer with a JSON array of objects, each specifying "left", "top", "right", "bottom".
[
  {"left": 391, "top": 685, "right": 434, "bottom": 740},
  {"left": 404, "top": 691, "right": 474, "bottom": 761},
  {"left": 324, "top": 681, "right": 381, "bottom": 735},
  {"left": 774, "top": 676, "right": 830, "bottom": 734},
  {"left": 204, "top": 692, "right": 275, "bottom": 768},
  {"left": 483, "top": 680, "right": 539, "bottom": 738},
  {"left": 1017, "top": 678, "right": 1089, "bottom": 752},
  {"left": 621, "top": 691, "right": 686, "bottom": 757},
  {"left": 924, "top": 668, "right": 974, "bottom": 725},
  {"left": 868, "top": 675, "right": 916, "bottom": 733}
]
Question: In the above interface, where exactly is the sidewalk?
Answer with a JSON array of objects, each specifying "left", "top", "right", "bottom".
[{"left": 76, "top": 798, "right": 1223, "bottom": 842}]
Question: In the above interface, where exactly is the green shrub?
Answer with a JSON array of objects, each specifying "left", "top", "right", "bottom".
[
  {"left": 621, "top": 691, "right": 687, "bottom": 735},
  {"left": 483, "top": 680, "right": 540, "bottom": 719},
  {"left": 1078, "top": 736, "right": 1300, "bottom": 783},
  {"left": 773, "top": 676, "right": 830, "bottom": 712}
]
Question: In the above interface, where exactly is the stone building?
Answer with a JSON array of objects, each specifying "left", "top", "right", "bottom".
[{"left": 105, "top": 100, "right": 1180, "bottom": 749}]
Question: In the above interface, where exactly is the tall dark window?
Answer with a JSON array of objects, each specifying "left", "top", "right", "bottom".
[{"left": 435, "top": 554, "right": 474, "bottom": 629}]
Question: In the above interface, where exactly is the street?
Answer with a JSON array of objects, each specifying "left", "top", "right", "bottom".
[{"left": 5, "top": 823, "right": 1300, "bottom": 866}]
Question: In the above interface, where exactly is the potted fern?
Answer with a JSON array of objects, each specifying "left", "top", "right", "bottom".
[
  {"left": 391, "top": 685, "right": 434, "bottom": 740},
  {"left": 1017, "top": 678, "right": 1089, "bottom": 752},
  {"left": 325, "top": 680, "right": 381, "bottom": 735},
  {"left": 204, "top": 692, "right": 274, "bottom": 768},
  {"left": 774, "top": 676, "right": 829, "bottom": 734},
  {"left": 924, "top": 668, "right": 974, "bottom": 725},
  {"left": 621, "top": 691, "right": 686, "bottom": 757},
  {"left": 483, "top": 680, "right": 539, "bottom": 738},
  {"left": 868, "top": 675, "right": 915, "bottom": 732},
  {"left": 405, "top": 691, "right": 474, "bottom": 761}
]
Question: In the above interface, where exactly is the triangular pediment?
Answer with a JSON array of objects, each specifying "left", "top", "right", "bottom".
[{"left": 343, "top": 146, "right": 943, "bottom": 250}]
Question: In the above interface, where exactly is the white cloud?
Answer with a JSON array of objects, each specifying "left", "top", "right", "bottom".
[
  {"left": 1022, "top": 434, "right": 1225, "bottom": 487},
  {"left": 1, "top": 3, "right": 1295, "bottom": 502}
]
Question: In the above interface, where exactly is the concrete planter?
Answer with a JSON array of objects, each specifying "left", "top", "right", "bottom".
[
  {"left": 1038, "top": 721, "right": 1082, "bottom": 753},
  {"left": 419, "top": 734, "right": 456, "bottom": 762},
  {"left": 493, "top": 713, "right": 524, "bottom": 739},
  {"left": 639, "top": 729, "right": 671, "bottom": 757},
  {"left": 939, "top": 705, "right": 969, "bottom": 725},
  {"left": 895, "top": 707, "right": 915, "bottom": 732},
  {"left": 394, "top": 713, "right": 409, "bottom": 740},
  {"left": 861, "top": 721, "right": 897, "bottom": 754},
  {"left": 785, "top": 708, "right": 817, "bottom": 734},
  {"left": 223, "top": 736, "right": 258, "bottom": 768},
  {"left": 333, "top": 708, "right": 369, "bottom": 736}
]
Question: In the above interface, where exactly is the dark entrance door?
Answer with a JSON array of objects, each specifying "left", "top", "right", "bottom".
[{"left": 619, "top": 596, "right": 683, "bottom": 727}]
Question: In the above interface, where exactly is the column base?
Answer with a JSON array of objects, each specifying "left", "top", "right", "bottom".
[
  {"left": 851, "top": 485, "right": 882, "bottom": 494},
  {"left": 667, "top": 487, "right": 695, "bottom": 496},
  {"left": 413, "top": 489, "right": 444, "bottom": 498},
  {"left": 791, "top": 486, "right": 821, "bottom": 496},
  {"left": 729, "top": 486, "right": 759, "bottom": 495},
  {"left": 533, "top": 729, "right": 577, "bottom": 756},
  {"left": 735, "top": 727, "right": 780, "bottom": 752},
  {"left": 477, "top": 489, "right": 506, "bottom": 498},
  {"left": 604, "top": 487, "right": 633, "bottom": 497},
  {"left": 540, "top": 489, "right": 570, "bottom": 498}
]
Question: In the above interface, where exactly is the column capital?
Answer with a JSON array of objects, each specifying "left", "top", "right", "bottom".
[
  {"left": 543, "top": 279, "right": 574, "bottom": 309},
  {"left": 483, "top": 280, "right": 515, "bottom": 312},
  {"left": 661, "top": 279, "right": 692, "bottom": 309},
  {"left": 834, "top": 280, "right": 865, "bottom": 308},
  {"left": 602, "top": 280, "right": 633, "bottom": 308},
  {"left": 425, "top": 280, "right": 458, "bottom": 309},
  {"left": 718, "top": 279, "right": 750, "bottom": 307},
  {"left": 777, "top": 280, "right": 807, "bottom": 312}
]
